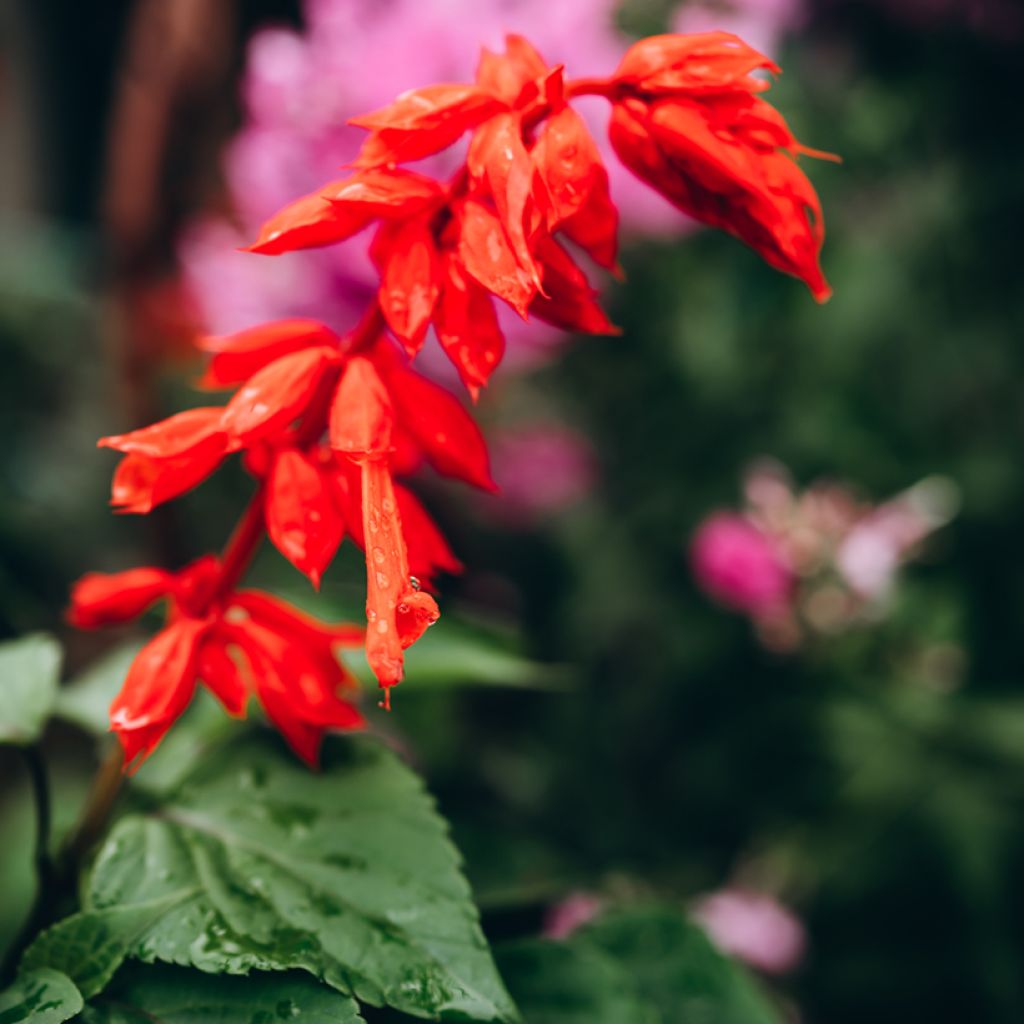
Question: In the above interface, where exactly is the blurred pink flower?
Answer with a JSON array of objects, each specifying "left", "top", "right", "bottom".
[
  {"left": 690, "top": 513, "right": 794, "bottom": 615},
  {"left": 490, "top": 424, "right": 597, "bottom": 521},
  {"left": 543, "top": 892, "right": 605, "bottom": 940},
  {"left": 180, "top": 0, "right": 803, "bottom": 341},
  {"left": 693, "top": 888, "right": 806, "bottom": 975}
]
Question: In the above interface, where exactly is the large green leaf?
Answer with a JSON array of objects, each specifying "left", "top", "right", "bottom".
[
  {"left": 497, "top": 907, "right": 782, "bottom": 1024},
  {"left": 0, "top": 634, "right": 62, "bottom": 747},
  {"left": 0, "top": 968, "right": 82, "bottom": 1024},
  {"left": 24, "top": 735, "right": 517, "bottom": 1023},
  {"left": 78, "top": 963, "right": 363, "bottom": 1023}
]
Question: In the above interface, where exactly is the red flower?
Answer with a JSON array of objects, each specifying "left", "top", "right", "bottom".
[
  {"left": 608, "top": 33, "right": 833, "bottom": 301},
  {"left": 69, "top": 560, "right": 365, "bottom": 769}
]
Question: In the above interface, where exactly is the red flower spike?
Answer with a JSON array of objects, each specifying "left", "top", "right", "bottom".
[
  {"left": 457, "top": 199, "right": 536, "bottom": 317},
  {"left": 530, "top": 238, "right": 621, "bottom": 336},
  {"left": 197, "top": 319, "right": 339, "bottom": 390},
  {"left": 377, "top": 219, "right": 442, "bottom": 357},
  {"left": 476, "top": 34, "right": 549, "bottom": 106},
  {"left": 395, "top": 483, "right": 464, "bottom": 584},
  {"left": 110, "top": 442, "right": 228, "bottom": 515},
  {"left": 352, "top": 85, "right": 504, "bottom": 167},
  {"left": 196, "top": 635, "right": 249, "bottom": 718},
  {"left": 330, "top": 355, "right": 394, "bottom": 458},
  {"left": 434, "top": 254, "right": 505, "bottom": 398},
  {"left": 614, "top": 31, "right": 780, "bottom": 95},
  {"left": 245, "top": 188, "right": 371, "bottom": 256},
  {"left": 373, "top": 343, "right": 498, "bottom": 492},
  {"left": 610, "top": 95, "right": 830, "bottom": 301},
  {"left": 468, "top": 112, "right": 548, "bottom": 290},
  {"left": 68, "top": 567, "right": 173, "bottom": 629},
  {"left": 99, "top": 407, "right": 228, "bottom": 460},
  {"left": 266, "top": 448, "right": 345, "bottom": 588},
  {"left": 110, "top": 617, "right": 209, "bottom": 771},
  {"left": 559, "top": 178, "right": 620, "bottom": 272},
  {"left": 359, "top": 459, "right": 436, "bottom": 692},
  {"left": 222, "top": 345, "right": 340, "bottom": 444}
]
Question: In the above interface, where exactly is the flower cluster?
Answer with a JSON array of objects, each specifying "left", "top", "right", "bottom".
[
  {"left": 75, "top": 32, "right": 830, "bottom": 768},
  {"left": 180, "top": 0, "right": 807, "bottom": 340},
  {"left": 690, "top": 461, "right": 958, "bottom": 649}
]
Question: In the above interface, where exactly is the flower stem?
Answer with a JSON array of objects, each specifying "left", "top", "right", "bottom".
[{"left": 0, "top": 746, "right": 56, "bottom": 985}]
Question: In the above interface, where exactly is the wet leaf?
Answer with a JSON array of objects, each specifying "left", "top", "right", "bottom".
[
  {"left": 0, "top": 634, "right": 62, "bottom": 747},
  {"left": 24, "top": 735, "right": 518, "bottom": 1023},
  {"left": 0, "top": 968, "right": 83, "bottom": 1023},
  {"left": 78, "top": 963, "right": 363, "bottom": 1023}
]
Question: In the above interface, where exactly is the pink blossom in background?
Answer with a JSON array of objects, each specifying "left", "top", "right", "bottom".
[
  {"left": 179, "top": 0, "right": 804, "bottom": 347},
  {"left": 693, "top": 888, "right": 807, "bottom": 975},
  {"left": 489, "top": 424, "right": 597, "bottom": 521},
  {"left": 690, "top": 513, "right": 794, "bottom": 615},
  {"left": 543, "top": 892, "right": 605, "bottom": 940}
]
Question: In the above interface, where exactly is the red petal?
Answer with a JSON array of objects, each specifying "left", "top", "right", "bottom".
[
  {"left": 321, "top": 168, "right": 443, "bottom": 216},
  {"left": 394, "top": 484, "right": 463, "bottom": 584},
  {"left": 198, "top": 319, "right": 339, "bottom": 390},
  {"left": 196, "top": 634, "right": 249, "bottom": 718},
  {"left": 232, "top": 589, "right": 364, "bottom": 650},
  {"left": 396, "top": 590, "right": 440, "bottom": 649},
  {"left": 352, "top": 85, "right": 503, "bottom": 167},
  {"left": 476, "top": 34, "right": 549, "bottom": 105},
  {"left": 360, "top": 461, "right": 416, "bottom": 690},
  {"left": 468, "top": 112, "right": 550, "bottom": 290},
  {"left": 456, "top": 199, "right": 536, "bottom": 316},
  {"left": 434, "top": 254, "right": 505, "bottom": 396},
  {"left": 99, "top": 407, "right": 228, "bottom": 459},
  {"left": 110, "top": 618, "right": 208, "bottom": 770},
  {"left": 68, "top": 567, "right": 172, "bottom": 629},
  {"left": 231, "top": 618, "right": 365, "bottom": 768},
  {"left": 246, "top": 185, "right": 373, "bottom": 255},
  {"left": 222, "top": 346, "right": 339, "bottom": 444},
  {"left": 377, "top": 220, "right": 442, "bottom": 358},
  {"left": 266, "top": 448, "right": 345, "bottom": 587},
  {"left": 529, "top": 237, "right": 621, "bottom": 336},
  {"left": 373, "top": 343, "right": 497, "bottom": 491},
  {"left": 614, "top": 31, "right": 780, "bottom": 95},
  {"left": 329, "top": 355, "right": 394, "bottom": 458},
  {"left": 110, "top": 440, "right": 227, "bottom": 515},
  {"left": 532, "top": 105, "right": 606, "bottom": 227}
]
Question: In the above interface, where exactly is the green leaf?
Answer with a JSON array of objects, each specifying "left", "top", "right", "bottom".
[
  {"left": 497, "top": 907, "right": 782, "bottom": 1024},
  {"left": 79, "top": 963, "right": 363, "bottom": 1023},
  {"left": 0, "top": 968, "right": 82, "bottom": 1024},
  {"left": 25, "top": 735, "right": 518, "bottom": 1023},
  {"left": 0, "top": 634, "right": 62, "bottom": 747},
  {"left": 496, "top": 941, "right": 654, "bottom": 1024}
]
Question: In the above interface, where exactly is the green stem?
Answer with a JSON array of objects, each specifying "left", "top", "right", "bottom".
[{"left": 0, "top": 746, "right": 55, "bottom": 985}]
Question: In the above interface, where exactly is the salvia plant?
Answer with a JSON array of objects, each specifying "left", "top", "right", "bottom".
[{"left": 1, "top": 30, "right": 830, "bottom": 1024}]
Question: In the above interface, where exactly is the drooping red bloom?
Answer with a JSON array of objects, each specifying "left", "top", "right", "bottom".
[
  {"left": 69, "top": 559, "right": 364, "bottom": 769},
  {"left": 608, "top": 32, "right": 832, "bottom": 301}
]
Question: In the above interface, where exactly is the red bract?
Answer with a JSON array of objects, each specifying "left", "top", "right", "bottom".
[
  {"left": 608, "top": 32, "right": 832, "bottom": 301},
  {"left": 69, "top": 560, "right": 365, "bottom": 770},
  {"left": 76, "top": 30, "right": 832, "bottom": 768}
]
